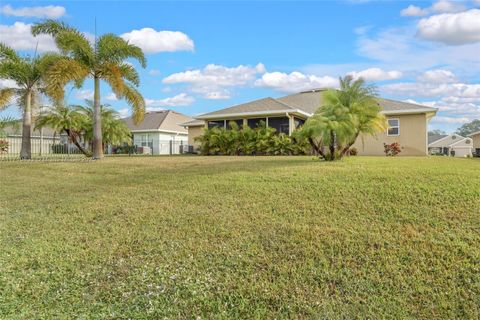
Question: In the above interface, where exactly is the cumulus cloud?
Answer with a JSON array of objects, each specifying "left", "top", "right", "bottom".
[
  {"left": 417, "top": 69, "right": 458, "bottom": 83},
  {"left": 417, "top": 9, "right": 480, "bottom": 45},
  {"left": 0, "top": 79, "right": 20, "bottom": 89},
  {"left": 347, "top": 68, "right": 402, "bottom": 81},
  {"left": 163, "top": 63, "right": 265, "bottom": 99},
  {"left": 1, "top": 4, "right": 66, "bottom": 18},
  {"left": 0, "top": 22, "right": 57, "bottom": 52},
  {"left": 400, "top": 1, "right": 466, "bottom": 17},
  {"left": 145, "top": 93, "right": 195, "bottom": 108},
  {"left": 105, "top": 93, "right": 118, "bottom": 101},
  {"left": 121, "top": 28, "right": 194, "bottom": 53},
  {"left": 255, "top": 71, "right": 338, "bottom": 93},
  {"left": 75, "top": 90, "right": 94, "bottom": 100}
]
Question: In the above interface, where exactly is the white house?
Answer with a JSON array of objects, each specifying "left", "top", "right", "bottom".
[
  {"left": 123, "top": 110, "right": 193, "bottom": 155},
  {"left": 428, "top": 134, "right": 473, "bottom": 157}
]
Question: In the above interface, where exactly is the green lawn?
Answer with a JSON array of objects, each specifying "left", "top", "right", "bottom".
[{"left": 1, "top": 156, "right": 479, "bottom": 318}]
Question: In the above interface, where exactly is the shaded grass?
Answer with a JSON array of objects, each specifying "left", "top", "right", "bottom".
[{"left": 1, "top": 156, "right": 479, "bottom": 318}]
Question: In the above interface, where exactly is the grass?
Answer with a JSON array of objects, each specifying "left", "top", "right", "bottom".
[{"left": 1, "top": 156, "right": 479, "bottom": 318}]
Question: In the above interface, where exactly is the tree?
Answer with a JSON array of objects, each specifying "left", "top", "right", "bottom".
[
  {"left": 456, "top": 119, "right": 480, "bottom": 137},
  {"left": 31, "top": 20, "right": 146, "bottom": 159},
  {"left": 0, "top": 43, "right": 61, "bottom": 159},
  {"left": 35, "top": 104, "right": 91, "bottom": 156},
  {"left": 75, "top": 100, "right": 131, "bottom": 147},
  {"left": 428, "top": 129, "right": 446, "bottom": 136},
  {"left": 298, "top": 76, "right": 386, "bottom": 161}
]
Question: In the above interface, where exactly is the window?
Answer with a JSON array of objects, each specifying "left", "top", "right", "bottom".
[
  {"left": 294, "top": 117, "right": 305, "bottom": 129},
  {"left": 247, "top": 118, "right": 267, "bottom": 129},
  {"left": 226, "top": 119, "right": 244, "bottom": 129},
  {"left": 208, "top": 120, "right": 225, "bottom": 129},
  {"left": 387, "top": 118, "right": 400, "bottom": 136},
  {"left": 268, "top": 117, "right": 289, "bottom": 134}
]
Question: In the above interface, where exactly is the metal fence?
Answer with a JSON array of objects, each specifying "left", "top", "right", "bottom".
[{"left": 0, "top": 136, "right": 87, "bottom": 161}]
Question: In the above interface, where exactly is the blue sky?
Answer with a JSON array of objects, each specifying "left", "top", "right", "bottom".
[{"left": 1, "top": 0, "right": 480, "bottom": 132}]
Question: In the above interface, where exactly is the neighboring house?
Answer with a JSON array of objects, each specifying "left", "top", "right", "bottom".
[
  {"left": 182, "top": 88, "right": 438, "bottom": 156},
  {"left": 468, "top": 131, "right": 480, "bottom": 157},
  {"left": 428, "top": 134, "right": 473, "bottom": 157},
  {"left": 123, "top": 110, "right": 193, "bottom": 155}
]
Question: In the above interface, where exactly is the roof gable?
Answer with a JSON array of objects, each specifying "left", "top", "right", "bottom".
[{"left": 123, "top": 110, "right": 192, "bottom": 133}]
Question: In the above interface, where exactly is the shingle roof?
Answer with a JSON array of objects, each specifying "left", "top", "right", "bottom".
[
  {"left": 196, "top": 89, "right": 438, "bottom": 119},
  {"left": 198, "top": 97, "right": 295, "bottom": 118},
  {"left": 123, "top": 110, "right": 193, "bottom": 133},
  {"left": 180, "top": 119, "right": 205, "bottom": 127},
  {"left": 428, "top": 134, "right": 447, "bottom": 144}
]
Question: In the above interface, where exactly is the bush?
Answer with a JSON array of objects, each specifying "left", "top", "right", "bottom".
[
  {"left": 196, "top": 121, "right": 310, "bottom": 156},
  {"left": 0, "top": 139, "right": 8, "bottom": 154},
  {"left": 349, "top": 147, "right": 358, "bottom": 156},
  {"left": 384, "top": 142, "right": 401, "bottom": 156}
]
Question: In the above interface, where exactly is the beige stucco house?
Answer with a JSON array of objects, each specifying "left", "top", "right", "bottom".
[
  {"left": 428, "top": 134, "right": 473, "bottom": 157},
  {"left": 183, "top": 89, "right": 437, "bottom": 156},
  {"left": 468, "top": 131, "right": 480, "bottom": 157}
]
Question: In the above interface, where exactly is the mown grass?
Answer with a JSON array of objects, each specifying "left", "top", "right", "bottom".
[{"left": 1, "top": 156, "right": 479, "bottom": 318}]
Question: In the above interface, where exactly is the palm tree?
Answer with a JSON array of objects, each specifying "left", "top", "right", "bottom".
[
  {"left": 35, "top": 104, "right": 91, "bottom": 156},
  {"left": 0, "top": 43, "right": 61, "bottom": 159},
  {"left": 75, "top": 100, "right": 131, "bottom": 147},
  {"left": 299, "top": 75, "right": 386, "bottom": 161},
  {"left": 31, "top": 20, "right": 146, "bottom": 159}
]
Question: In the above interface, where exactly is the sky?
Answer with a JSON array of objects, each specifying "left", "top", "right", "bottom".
[{"left": 1, "top": 0, "right": 480, "bottom": 133}]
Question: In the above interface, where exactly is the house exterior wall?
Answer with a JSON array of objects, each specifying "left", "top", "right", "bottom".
[
  {"left": 188, "top": 125, "right": 205, "bottom": 147},
  {"left": 132, "top": 131, "right": 188, "bottom": 155},
  {"left": 352, "top": 114, "right": 429, "bottom": 156},
  {"left": 472, "top": 133, "right": 480, "bottom": 149}
]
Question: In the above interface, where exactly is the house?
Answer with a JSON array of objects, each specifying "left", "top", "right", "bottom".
[
  {"left": 468, "top": 131, "right": 480, "bottom": 157},
  {"left": 183, "top": 89, "right": 438, "bottom": 156},
  {"left": 428, "top": 134, "right": 473, "bottom": 157},
  {"left": 123, "top": 110, "right": 193, "bottom": 155}
]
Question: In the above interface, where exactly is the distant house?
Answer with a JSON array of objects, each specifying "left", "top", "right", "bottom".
[
  {"left": 123, "top": 110, "right": 193, "bottom": 155},
  {"left": 182, "top": 89, "right": 438, "bottom": 156},
  {"left": 428, "top": 134, "right": 473, "bottom": 157},
  {"left": 468, "top": 131, "right": 480, "bottom": 157}
]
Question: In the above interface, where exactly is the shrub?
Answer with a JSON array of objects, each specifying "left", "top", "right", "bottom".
[
  {"left": 349, "top": 147, "right": 358, "bottom": 156},
  {"left": 196, "top": 121, "right": 309, "bottom": 156},
  {"left": 384, "top": 142, "right": 401, "bottom": 156},
  {"left": 0, "top": 139, "right": 8, "bottom": 154}
]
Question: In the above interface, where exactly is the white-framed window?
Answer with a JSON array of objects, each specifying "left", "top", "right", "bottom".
[{"left": 387, "top": 118, "right": 400, "bottom": 136}]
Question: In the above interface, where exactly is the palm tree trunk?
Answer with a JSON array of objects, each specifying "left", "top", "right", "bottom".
[
  {"left": 340, "top": 131, "right": 360, "bottom": 157},
  {"left": 65, "top": 128, "right": 91, "bottom": 157},
  {"left": 92, "top": 75, "right": 103, "bottom": 159},
  {"left": 20, "top": 91, "right": 32, "bottom": 160},
  {"left": 328, "top": 130, "right": 336, "bottom": 160},
  {"left": 307, "top": 137, "right": 326, "bottom": 160}
]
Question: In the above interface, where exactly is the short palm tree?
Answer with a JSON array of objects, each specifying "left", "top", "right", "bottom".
[
  {"left": 75, "top": 100, "right": 131, "bottom": 147},
  {"left": 31, "top": 20, "right": 146, "bottom": 159},
  {"left": 35, "top": 104, "right": 91, "bottom": 156},
  {"left": 0, "top": 43, "right": 61, "bottom": 159}
]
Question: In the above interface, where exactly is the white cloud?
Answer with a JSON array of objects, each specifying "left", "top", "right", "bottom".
[
  {"left": 0, "top": 22, "right": 57, "bottom": 52},
  {"left": 75, "top": 90, "right": 94, "bottom": 100},
  {"left": 401, "top": 5, "right": 428, "bottom": 17},
  {"left": 400, "top": 1, "right": 466, "bottom": 17},
  {"left": 432, "top": 116, "right": 472, "bottom": 124},
  {"left": 417, "top": 69, "right": 458, "bottom": 83},
  {"left": 0, "top": 79, "right": 20, "bottom": 89},
  {"left": 255, "top": 71, "right": 338, "bottom": 93},
  {"left": 148, "top": 69, "right": 161, "bottom": 76},
  {"left": 118, "top": 108, "right": 130, "bottom": 118},
  {"left": 347, "top": 68, "right": 402, "bottom": 81},
  {"left": 121, "top": 28, "right": 194, "bottom": 53},
  {"left": 163, "top": 63, "right": 265, "bottom": 99},
  {"left": 1, "top": 4, "right": 66, "bottom": 18},
  {"left": 417, "top": 9, "right": 480, "bottom": 45},
  {"left": 145, "top": 93, "right": 195, "bottom": 108},
  {"left": 105, "top": 93, "right": 118, "bottom": 101}
]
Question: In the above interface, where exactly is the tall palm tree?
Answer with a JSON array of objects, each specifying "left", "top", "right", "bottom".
[
  {"left": 35, "top": 104, "right": 91, "bottom": 156},
  {"left": 0, "top": 43, "right": 61, "bottom": 159},
  {"left": 31, "top": 20, "right": 146, "bottom": 159}
]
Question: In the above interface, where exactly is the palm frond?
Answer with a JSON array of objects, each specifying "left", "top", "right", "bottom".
[
  {"left": 31, "top": 20, "right": 73, "bottom": 37},
  {"left": 0, "top": 88, "right": 15, "bottom": 109},
  {"left": 44, "top": 57, "right": 90, "bottom": 101},
  {"left": 97, "top": 33, "right": 146, "bottom": 68},
  {"left": 0, "top": 43, "right": 20, "bottom": 62},
  {"left": 55, "top": 30, "right": 94, "bottom": 65},
  {"left": 120, "top": 84, "right": 145, "bottom": 124}
]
